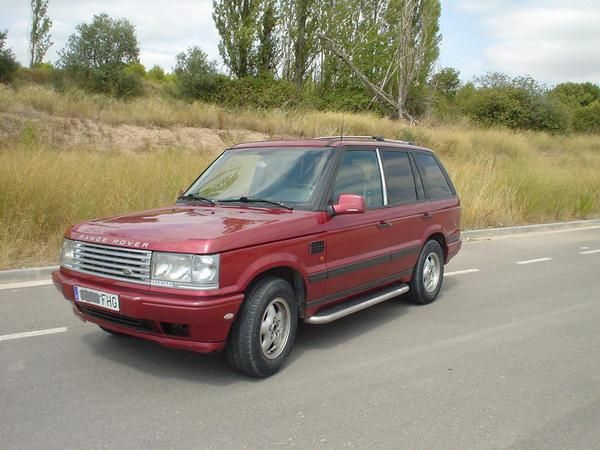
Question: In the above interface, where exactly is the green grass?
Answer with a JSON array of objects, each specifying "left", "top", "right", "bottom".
[{"left": 1, "top": 84, "right": 599, "bottom": 269}]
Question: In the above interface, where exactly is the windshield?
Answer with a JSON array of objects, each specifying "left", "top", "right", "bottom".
[{"left": 184, "top": 147, "right": 333, "bottom": 209}]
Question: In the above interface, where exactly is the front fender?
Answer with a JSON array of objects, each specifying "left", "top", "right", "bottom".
[{"left": 235, "top": 252, "right": 309, "bottom": 293}]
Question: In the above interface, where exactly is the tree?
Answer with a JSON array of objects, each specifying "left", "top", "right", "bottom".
[
  {"left": 213, "top": 0, "right": 261, "bottom": 78},
  {"left": 59, "top": 13, "right": 139, "bottom": 70},
  {"left": 319, "top": 0, "right": 441, "bottom": 120},
  {"left": 58, "top": 14, "right": 141, "bottom": 97},
  {"left": 276, "top": 0, "right": 320, "bottom": 87},
  {"left": 256, "top": 0, "right": 279, "bottom": 76},
  {"left": 0, "top": 31, "right": 19, "bottom": 83},
  {"left": 174, "top": 46, "right": 220, "bottom": 99},
  {"left": 385, "top": 0, "right": 441, "bottom": 119},
  {"left": 430, "top": 67, "right": 461, "bottom": 98},
  {"left": 29, "top": 0, "right": 53, "bottom": 67}
]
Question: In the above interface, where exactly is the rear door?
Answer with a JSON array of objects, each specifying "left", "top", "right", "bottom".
[
  {"left": 412, "top": 151, "right": 461, "bottom": 247},
  {"left": 379, "top": 149, "right": 427, "bottom": 278}
]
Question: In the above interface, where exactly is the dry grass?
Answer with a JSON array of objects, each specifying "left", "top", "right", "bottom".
[
  {"left": 1, "top": 84, "right": 599, "bottom": 269},
  {"left": 0, "top": 139, "right": 216, "bottom": 269}
]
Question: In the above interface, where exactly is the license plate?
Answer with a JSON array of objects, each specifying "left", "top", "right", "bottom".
[{"left": 74, "top": 286, "right": 120, "bottom": 312}]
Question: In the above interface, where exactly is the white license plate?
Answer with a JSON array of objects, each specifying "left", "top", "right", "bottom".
[{"left": 74, "top": 286, "right": 120, "bottom": 312}]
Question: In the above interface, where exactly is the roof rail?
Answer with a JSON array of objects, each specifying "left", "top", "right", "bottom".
[{"left": 313, "top": 136, "right": 411, "bottom": 145}]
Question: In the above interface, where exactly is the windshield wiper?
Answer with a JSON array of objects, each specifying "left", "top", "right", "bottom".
[
  {"left": 177, "top": 193, "right": 216, "bottom": 206},
  {"left": 218, "top": 196, "right": 293, "bottom": 210}
]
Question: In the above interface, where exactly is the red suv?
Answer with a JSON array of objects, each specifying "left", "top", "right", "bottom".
[{"left": 53, "top": 136, "right": 461, "bottom": 377}]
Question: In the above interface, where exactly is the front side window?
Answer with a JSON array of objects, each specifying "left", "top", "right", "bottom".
[
  {"left": 332, "top": 150, "right": 383, "bottom": 208},
  {"left": 381, "top": 150, "right": 417, "bottom": 204},
  {"left": 185, "top": 147, "right": 333, "bottom": 209},
  {"left": 413, "top": 152, "right": 453, "bottom": 200}
]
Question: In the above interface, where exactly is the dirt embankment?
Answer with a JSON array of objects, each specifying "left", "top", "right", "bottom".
[{"left": 0, "top": 111, "right": 269, "bottom": 152}]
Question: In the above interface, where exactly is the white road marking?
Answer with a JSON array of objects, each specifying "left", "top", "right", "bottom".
[
  {"left": 0, "top": 327, "right": 68, "bottom": 342},
  {"left": 516, "top": 257, "right": 552, "bottom": 265},
  {"left": 445, "top": 269, "right": 480, "bottom": 276},
  {"left": 580, "top": 249, "right": 600, "bottom": 255},
  {"left": 0, "top": 279, "right": 53, "bottom": 291}
]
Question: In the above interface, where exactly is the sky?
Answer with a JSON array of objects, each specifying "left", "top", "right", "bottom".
[{"left": 1, "top": 0, "right": 599, "bottom": 85}]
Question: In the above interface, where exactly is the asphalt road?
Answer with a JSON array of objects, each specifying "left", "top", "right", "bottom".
[{"left": 1, "top": 226, "right": 600, "bottom": 449}]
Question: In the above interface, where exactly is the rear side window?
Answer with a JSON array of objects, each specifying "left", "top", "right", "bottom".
[
  {"left": 380, "top": 150, "right": 417, "bottom": 204},
  {"left": 413, "top": 153, "right": 453, "bottom": 200}
]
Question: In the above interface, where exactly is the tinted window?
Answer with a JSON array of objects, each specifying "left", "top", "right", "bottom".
[
  {"left": 381, "top": 151, "right": 417, "bottom": 204},
  {"left": 332, "top": 150, "right": 383, "bottom": 208},
  {"left": 413, "top": 153, "right": 453, "bottom": 200}
]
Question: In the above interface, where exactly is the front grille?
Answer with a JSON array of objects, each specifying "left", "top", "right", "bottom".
[
  {"left": 71, "top": 241, "right": 152, "bottom": 284},
  {"left": 78, "top": 305, "right": 156, "bottom": 332}
]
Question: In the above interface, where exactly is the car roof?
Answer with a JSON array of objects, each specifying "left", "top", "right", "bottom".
[{"left": 229, "top": 136, "right": 432, "bottom": 152}]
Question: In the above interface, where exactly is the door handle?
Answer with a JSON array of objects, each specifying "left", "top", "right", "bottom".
[
  {"left": 377, "top": 221, "right": 392, "bottom": 230},
  {"left": 422, "top": 212, "right": 432, "bottom": 220}
]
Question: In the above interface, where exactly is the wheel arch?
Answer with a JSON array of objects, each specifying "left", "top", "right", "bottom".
[
  {"left": 244, "top": 266, "right": 307, "bottom": 318},
  {"left": 425, "top": 232, "right": 448, "bottom": 262}
]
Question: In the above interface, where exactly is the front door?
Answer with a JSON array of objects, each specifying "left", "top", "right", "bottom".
[{"left": 322, "top": 148, "right": 395, "bottom": 299}]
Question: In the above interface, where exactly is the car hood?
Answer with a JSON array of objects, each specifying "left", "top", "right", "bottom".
[{"left": 68, "top": 205, "right": 323, "bottom": 254}]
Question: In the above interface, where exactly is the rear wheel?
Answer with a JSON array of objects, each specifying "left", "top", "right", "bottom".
[
  {"left": 227, "top": 276, "right": 298, "bottom": 378},
  {"left": 407, "top": 240, "right": 444, "bottom": 305}
]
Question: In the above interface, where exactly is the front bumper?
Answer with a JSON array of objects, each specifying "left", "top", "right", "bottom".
[{"left": 52, "top": 269, "right": 244, "bottom": 353}]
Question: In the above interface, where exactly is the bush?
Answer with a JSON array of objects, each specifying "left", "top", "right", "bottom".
[
  {"left": 574, "top": 100, "right": 600, "bottom": 133},
  {"left": 174, "top": 46, "right": 301, "bottom": 110},
  {"left": 461, "top": 73, "right": 570, "bottom": 132},
  {"left": 147, "top": 65, "right": 166, "bottom": 82},
  {"left": 15, "top": 64, "right": 69, "bottom": 91},
  {"left": 0, "top": 30, "right": 18, "bottom": 84},
  {"left": 64, "top": 64, "right": 144, "bottom": 98},
  {"left": 550, "top": 82, "right": 600, "bottom": 134},
  {"left": 550, "top": 82, "right": 600, "bottom": 108},
  {"left": 214, "top": 77, "right": 302, "bottom": 109},
  {"left": 305, "top": 84, "right": 385, "bottom": 114}
]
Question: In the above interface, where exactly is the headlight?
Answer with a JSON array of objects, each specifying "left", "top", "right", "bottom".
[
  {"left": 151, "top": 252, "right": 219, "bottom": 290},
  {"left": 60, "top": 238, "right": 76, "bottom": 269}
]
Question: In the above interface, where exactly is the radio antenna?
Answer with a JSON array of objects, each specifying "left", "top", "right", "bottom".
[{"left": 340, "top": 113, "right": 345, "bottom": 141}]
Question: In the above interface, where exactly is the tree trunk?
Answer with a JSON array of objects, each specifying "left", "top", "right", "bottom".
[{"left": 293, "top": 0, "right": 308, "bottom": 89}]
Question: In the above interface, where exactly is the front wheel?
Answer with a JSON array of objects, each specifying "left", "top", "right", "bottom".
[
  {"left": 227, "top": 276, "right": 298, "bottom": 378},
  {"left": 407, "top": 240, "right": 444, "bottom": 305}
]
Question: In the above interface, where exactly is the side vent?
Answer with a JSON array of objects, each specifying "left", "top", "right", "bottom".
[{"left": 310, "top": 240, "right": 325, "bottom": 255}]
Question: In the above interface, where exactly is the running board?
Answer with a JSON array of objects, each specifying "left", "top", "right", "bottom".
[{"left": 304, "top": 283, "right": 409, "bottom": 325}]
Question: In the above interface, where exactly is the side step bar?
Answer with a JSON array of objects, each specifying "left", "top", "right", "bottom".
[{"left": 304, "top": 283, "right": 409, "bottom": 325}]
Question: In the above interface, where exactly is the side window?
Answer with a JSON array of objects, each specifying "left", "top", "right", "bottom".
[
  {"left": 332, "top": 150, "right": 383, "bottom": 208},
  {"left": 413, "top": 153, "right": 453, "bottom": 200},
  {"left": 381, "top": 151, "right": 417, "bottom": 204}
]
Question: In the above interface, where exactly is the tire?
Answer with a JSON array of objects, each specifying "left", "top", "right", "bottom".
[
  {"left": 226, "top": 276, "right": 298, "bottom": 378},
  {"left": 99, "top": 326, "right": 128, "bottom": 336},
  {"left": 407, "top": 239, "right": 444, "bottom": 305}
]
